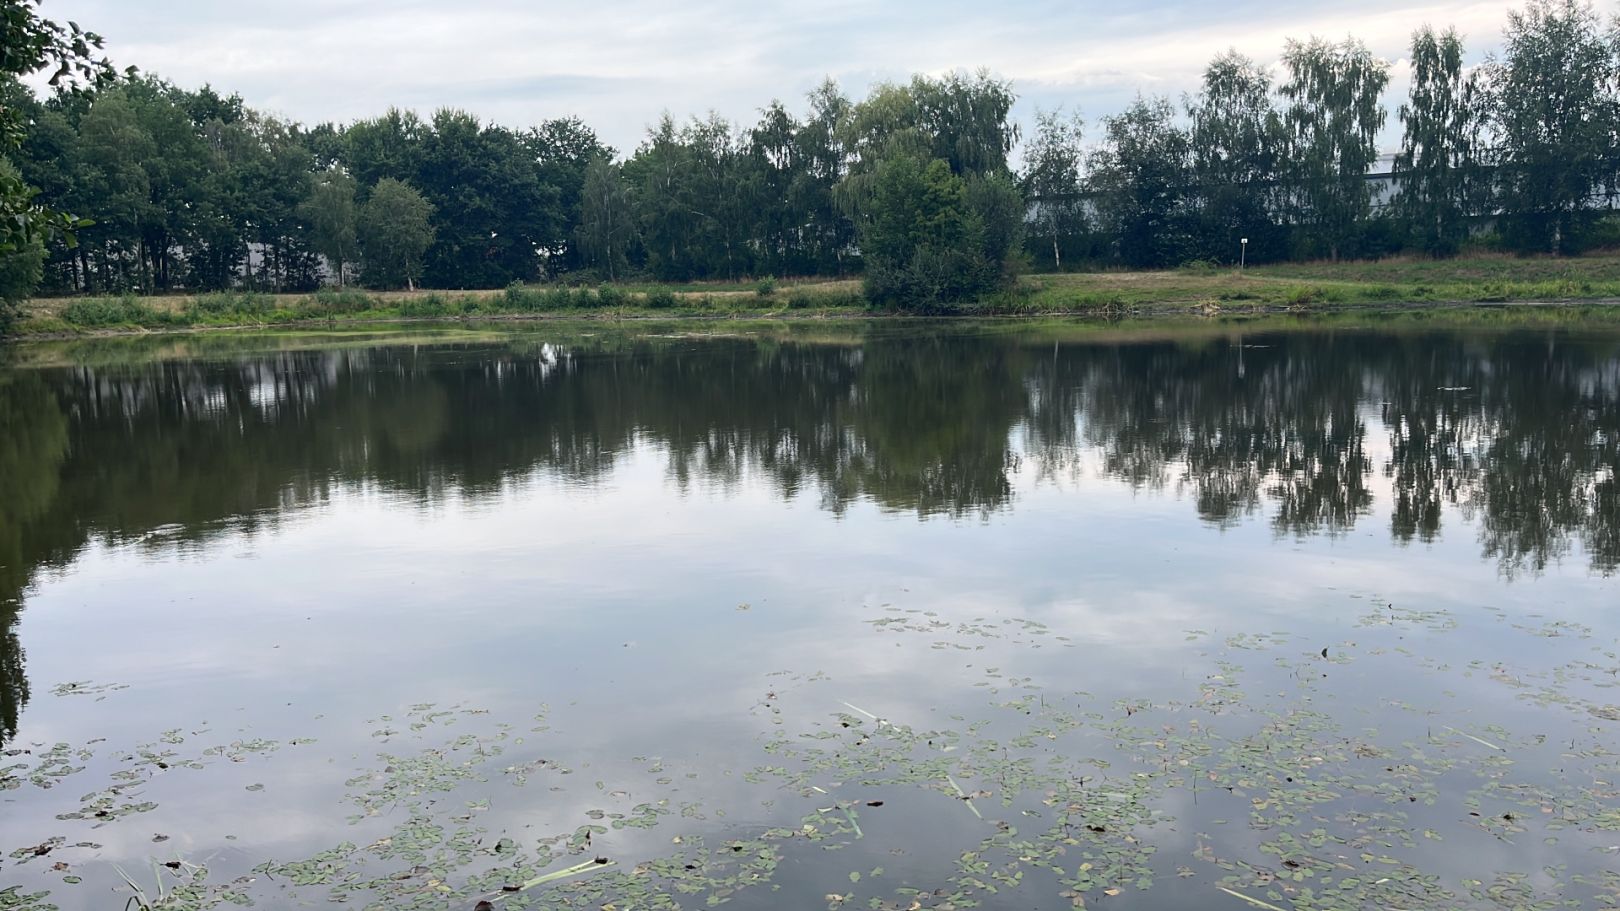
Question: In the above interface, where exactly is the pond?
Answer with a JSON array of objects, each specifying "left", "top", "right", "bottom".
[{"left": 2, "top": 316, "right": 1619, "bottom": 911}]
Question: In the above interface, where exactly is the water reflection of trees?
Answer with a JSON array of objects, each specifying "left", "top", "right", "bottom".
[
  {"left": 0, "top": 373, "right": 67, "bottom": 745},
  {"left": 1043, "top": 331, "right": 1619, "bottom": 573},
  {"left": 2, "top": 328, "right": 1618, "bottom": 745},
  {"left": 1038, "top": 339, "right": 1375, "bottom": 535}
]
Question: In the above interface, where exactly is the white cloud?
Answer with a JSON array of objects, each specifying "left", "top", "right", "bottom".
[{"left": 39, "top": 0, "right": 1525, "bottom": 153}]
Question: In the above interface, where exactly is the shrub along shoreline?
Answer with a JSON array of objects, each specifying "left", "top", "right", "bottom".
[{"left": 13, "top": 258, "right": 1620, "bottom": 339}]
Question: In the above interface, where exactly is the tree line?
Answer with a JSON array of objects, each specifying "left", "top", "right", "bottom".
[
  {"left": 1034, "top": 0, "right": 1620, "bottom": 269},
  {"left": 0, "top": 69, "right": 1024, "bottom": 308},
  {"left": 2, "top": 0, "right": 1620, "bottom": 322}
]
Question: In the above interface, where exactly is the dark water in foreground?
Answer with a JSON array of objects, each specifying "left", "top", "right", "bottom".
[{"left": 2, "top": 319, "right": 1619, "bottom": 911}]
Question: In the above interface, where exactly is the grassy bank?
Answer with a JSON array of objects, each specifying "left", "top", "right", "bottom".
[
  {"left": 14, "top": 279, "right": 867, "bottom": 337},
  {"left": 17, "top": 305, "right": 1620, "bottom": 370},
  {"left": 1005, "top": 253, "right": 1620, "bottom": 314},
  {"left": 14, "top": 253, "right": 1620, "bottom": 338}
]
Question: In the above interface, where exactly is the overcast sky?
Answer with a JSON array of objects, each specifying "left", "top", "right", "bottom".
[{"left": 42, "top": 0, "right": 1522, "bottom": 156}]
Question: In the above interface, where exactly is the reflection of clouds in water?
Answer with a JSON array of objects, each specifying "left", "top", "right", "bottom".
[
  {"left": 11, "top": 330, "right": 1620, "bottom": 584},
  {"left": 23, "top": 717, "right": 786, "bottom": 906},
  {"left": 20, "top": 418, "right": 1605, "bottom": 746},
  {"left": 4, "top": 328, "right": 1620, "bottom": 908}
]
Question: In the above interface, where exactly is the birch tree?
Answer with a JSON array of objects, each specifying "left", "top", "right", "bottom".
[
  {"left": 1280, "top": 38, "right": 1390, "bottom": 260},
  {"left": 1490, "top": 0, "right": 1618, "bottom": 252},
  {"left": 1021, "top": 108, "right": 1084, "bottom": 270},
  {"left": 1394, "top": 28, "right": 1489, "bottom": 256}
]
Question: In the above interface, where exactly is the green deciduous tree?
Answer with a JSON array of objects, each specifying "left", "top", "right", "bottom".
[
  {"left": 1280, "top": 37, "right": 1390, "bottom": 260},
  {"left": 1187, "top": 51, "right": 1287, "bottom": 263},
  {"left": 624, "top": 115, "right": 693, "bottom": 280},
  {"left": 910, "top": 71, "right": 1020, "bottom": 177},
  {"left": 340, "top": 108, "right": 424, "bottom": 190},
  {"left": 841, "top": 74, "right": 1023, "bottom": 306},
  {"left": 358, "top": 177, "right": 434, "bottom": 290},
  {"left": 19, "top": 15, "right": 1620, "bottom": 302},
  {"left": 679, "top": 113, "right": 755, "bottom": 281},
  {"left": 576, "top": 158, "right": 635, "bottom": 281},
  {"left": 184, "top": 87, "right": 253, "bottom": 291},
  {"left": 0, "top": 0, "right": 125, "bottom": 328},
  {"left": 1020, "top": 108, "right": 1085, "bottom": 270},
  {"left": 300, "top": 169, "right": 358, "bottom": 286},
  {"left": 28, "top": 77, "right": 321, "bottom": 295},
  {"left": 0, "top": 157, "right": 42, "bottom": 312},
  {"left": 623, "top": 113, "right": 755, "bottom": 281},
  {"left": 239, "top": 114, "right": 320, "bottom": 292},
  {"left": 747, "top": 100, "right": 806, "bottom": 276},
  {"left": 413, "top": 109, "right": 561, "bottom": 288},
  {"left": 838, "top": 72, "right": 1017, "bottom": 195},
  {"left": 792, "top": 81, "right": 857, "bottom": 274},
  {"left": 526, "top": 117, "right": 613, "bottom": 275},
  {"left": 1490, "top": 0, "right": 1619, "bottom": 253},
  {"left": 1395, "top": 27, "right": 1490, "bottom": 255},
  {"left": 967, "top": 171, "right": 1027, "bottom": 285},
  {"left": 120, "top": 78, "right": 211, "bottom": 291},
  {"left": 0, "top": 3, "right": 120, "bottom": 222},
  {"left": 72, "top": 88, "right": 156, "bottom": 289},
  {"left": 1087, "top": 96, "right": 1196, "bottom": 268},
  {"left": 861, "top": 154, "right": 990, "bottom": 308}
]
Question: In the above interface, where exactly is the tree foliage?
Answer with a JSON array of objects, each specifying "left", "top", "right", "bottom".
[
  {"left": 1396, "top": 28, "right": 1490, "bottom": 255},
  {"left": 577, "top": 159, "right": 635, "bottom": 281},
  {"left": 358, "top": 178, "right": 434, "bottom": 290},
  {"left": 1088, "top": 97, "right": 1196, "bottom": 268},
  {"left": 526, "top": 116, "right": 614, "bottom": 275},
  {"left": 1021, "top": 108, "right": 1085, "bottom": 270},
  {"left": 4, "top": 0, "right": 1620, "bottom": 322},
  {"left": 1280, "top": 37, "right": 1390, "bottom": 260},
  {"left": 860, "top": 154, "right": 989, "bottom": 307},
  {"left": 844, "top": 73, "right": 1024, "bottom": 308},
  {"left": 1490, "top": 0, "right": 1619, "bottom": 252},
  {"left": 0, "top": 0, "right": 129, "bottom": 329},
  {"left": 1187, "top": 52, "right": 1287, "bottom": 262},
  {"left": 300, "top": 169, "right": 358, "bottom": 287}
]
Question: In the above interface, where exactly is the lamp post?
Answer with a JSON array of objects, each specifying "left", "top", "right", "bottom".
[{"left": 1240, "top": 238, "right": 1249, "bottom": 271}]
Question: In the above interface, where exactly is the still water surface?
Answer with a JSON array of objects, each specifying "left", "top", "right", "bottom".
[{"left": 2, "top": 319, "right": 1619, "bottom": 910}]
